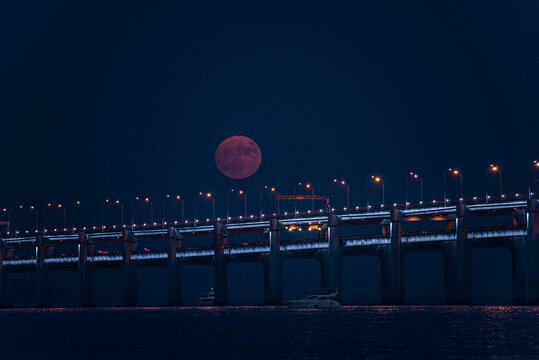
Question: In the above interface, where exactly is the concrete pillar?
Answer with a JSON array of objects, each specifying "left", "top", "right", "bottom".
[
  {"left": 326, "top": 213, "right": 343, "bottom": 302},
  {"left": 444, "top": 203, "right": 472, "bottom": 304},
  {"left": 381, "top": 208, "right": 404, "bottom": 304},
  {"left": 319, "top": 258, "right": 327, "bottom": 288},
  {"left": 36, "top": 233, "right": 53, "bottom": 307},
  {"left": 0, "top": 239, "right": 12, "bottom": 308},
  {"left": 122, "top": 229, "right": 137, "bottom": 306},
  {"left": 512, "top": 241, "right": 527, "bottom": 304},
  {"left": 213, "top": 223, "right": 228, "bottom": 305},
  {"left": 264, "top": 218, "right": 283, "bottom": 305},
  {"left": 526, "top": 199, "right": 539, "bottom": 304},
  {"left": 167, "top": 227, "right": 182, "bottom": 306},
  {"left": 78, "top": 232, "right": 94, "bottom": 307}
]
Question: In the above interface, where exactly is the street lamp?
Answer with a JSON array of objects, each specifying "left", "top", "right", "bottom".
[
  {"left": 2, "top": 208, "right": 10, "bottom": 233},
  {"left": 57, "top": 204, "right": 66, "bottom": 230},
  {"left": 194, "top": 192, "right": 214, "bottom": 226},
  {"left": 29, "top": 205, "right": 38, "bottom": 231},
  {"left": 444, "top": 169, "right": 462, "bottom": 206},
  {"left": 260, "top": 186, "right": 278, "bottom": 218},
  {"left": 330, "top": 179, "right": 350, "bottom": 209},
  {"left": 406, "top": 172, "right": 423, "bottom": 208},
  {"left": 72, "top": 201, "right": 81, "bottom": 232},
  {"left": 490, "top": 164, "right": 503, "bottom": 198},
  {"left": 369, "top": 176, "right": 384, "bottom": 207}
]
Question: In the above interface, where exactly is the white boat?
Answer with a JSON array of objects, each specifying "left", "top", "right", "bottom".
[
  {"left": 198, "top": 288, "right": 215, "bottom": 306},
  {"left": 285, "top": 288, "right": 341, "bottom": 309}
]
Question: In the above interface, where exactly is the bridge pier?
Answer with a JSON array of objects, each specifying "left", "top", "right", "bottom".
[
  {"left": 167, "top": 227, "right": 182, "bottom": 306},
  {"left": 381, "top": 208, "right": 404, "bottom": 305},
  {"left": 0, "top": 240, "right": 12, "bottom": 308},
  {"left": 264, "top": 218, "right": 283, "bottom": 305},
  {"left": 36, "top": 233, "right": 53, "bottom": 307},
  {"left": 526, "top": 199, "right": 539, "bottom": 304},
  {"left": 325, "top": 213, "right": 342, "bottom": 302},
  {"left": 122, "top": 230, "right": 138, "bottom": 306},
  {"left": 512, "top": 241, "right": 527, "bottom": 304},
  {"left": 78, "top": 232, "right": 94, "bottom": 307},
  {"left": 214, "top": 223, "right": 228, "bottom": 305},
  {"left": 444, "top": 203, "right": 471, "bottom": 305}
]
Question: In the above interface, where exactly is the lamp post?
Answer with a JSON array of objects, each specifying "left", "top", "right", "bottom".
[
  {"left": 406, "top": 172, "right": 423, "bottom": 208},
  {"left": 72, "top": 201, "right": 80, "bottom": 232},
  {"left": 444, "top": 169, "right": 462, "bottom": 206},
  {"left": 490, "top": 164, "right": 503, "bottom": 198},
  {"left": 29, "top": 205, "right": 38, "bottom": 232},
  {"left": 369, "top": 176, "right": 384, "bottom": 206},
  {"left": 2, "top": 208, "right": 10, "bottom": 233},
  {"left": 175, "top": 195, "right": 184, "bottom": 222},
  {"left": 194, "top": 192, "right": 214, "bottom": 226},
  {"left": 261, "top": 186, "right": 278, "bottom": 217},
  {"left": 330, "top": 179, "right": 350, "bottom": 209}
]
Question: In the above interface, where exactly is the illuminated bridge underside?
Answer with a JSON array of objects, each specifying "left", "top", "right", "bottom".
[{"left": 3, "top": 228, "right": 527, "bottom": 268}]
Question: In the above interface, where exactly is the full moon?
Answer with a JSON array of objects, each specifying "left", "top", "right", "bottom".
[{"left": 215, "top": 136, "right": 262, "bottom": 179}]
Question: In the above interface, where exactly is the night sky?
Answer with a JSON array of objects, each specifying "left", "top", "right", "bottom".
[{"left": 1, "top": 1, "right": 538, "bottom": 305}]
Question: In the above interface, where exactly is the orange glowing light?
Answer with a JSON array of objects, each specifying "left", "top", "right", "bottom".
[
  {"left": 30, "top": 206, "right": 35, "bottom": 210},
  {"left": 76, "top": 201, "right": 80, "bottom": 205},
  {"left": 115, "top": 200, "right": 120, "bottom": 204},
  {"left": 341, "top": 180, "right": 345, "bottom": 185},
  {"left": 239, "top": 190, "right": 244, "bottom": 195},
  {"left": 413, "top": 174, "right": 419, "bottom": 178},
  {"left": 373, "top": 176, "right": 381, "bottom": 182},
  {"left": 490, "top": 165, "right": 498, "bottom": 172},
  {"left": 47, "top": 203, "right": 52, "bottom": 207},
  {"left": 19, "top": 205, "right": 23, "bottom": 209},
  {"left": 145, "top": 197, "right": 150, "bottom": 202},
  {"left": 166, "top": 194, "right": 170, "bottom": 198},
  {"left": 453, "top": 170, "right": 459, "bottom": 175},
  {"left": 271, "top": 187, "right": 275, "bottom": 192},
  {"left": 333, "top": 179, "right": 337, "bottom": 183},
  {"left": 176, "top": 195, "right": 181, "bottom": 199},
  {"left": 105, "top": 199, "right": 109, "bottom": 203},
  {"left": 2, "top": 208, "right": 7, "bottom": 212},
  {"left": 206, "top": 193, "right": 212, "bottom": 198},
  {"left": 58, "top": 204, "right": 62, "bottom": 208},
  {"left": 306, "top": 184, "right": 311, "bottom": 189}
]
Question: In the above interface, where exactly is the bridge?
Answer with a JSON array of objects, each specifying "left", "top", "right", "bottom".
[{"left": 0, "top": 196, "right": 538, "bottom": 307}]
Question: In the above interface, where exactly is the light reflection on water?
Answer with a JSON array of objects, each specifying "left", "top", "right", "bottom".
[{"left": 1, "top": 306, "right": 538, "bottom": 359}]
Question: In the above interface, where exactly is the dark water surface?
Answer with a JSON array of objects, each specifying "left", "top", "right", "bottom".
[{"left": 1, "top": 306, "right": 538, "bottom": 359}]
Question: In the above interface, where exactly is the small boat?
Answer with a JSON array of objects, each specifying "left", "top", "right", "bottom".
[
  {"left": 285, "top": 288, "right": 341, "bottom": 309},
  {"left": 198, "top": 288, "right": 215, "bottom": 306}
]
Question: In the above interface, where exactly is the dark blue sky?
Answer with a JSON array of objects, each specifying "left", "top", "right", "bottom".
[
  {"left": 1, "top": 0, "right": 537, "bottom": 211},
  {"left": 1, "top": 1, "right": 538, "bottom": 304}
]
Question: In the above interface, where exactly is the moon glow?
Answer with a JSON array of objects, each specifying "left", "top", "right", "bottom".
[{"left": 215, "top": 136, "right": 262, "bottom": 179}]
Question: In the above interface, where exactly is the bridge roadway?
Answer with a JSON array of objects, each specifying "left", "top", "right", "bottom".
[{"left": 0, "top": 199, "right": 538, "bottom": 307}]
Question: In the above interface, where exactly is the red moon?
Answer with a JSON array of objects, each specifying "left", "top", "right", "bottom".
[{"left": 215, "top": 136, "right": 262, "bottom": 179}]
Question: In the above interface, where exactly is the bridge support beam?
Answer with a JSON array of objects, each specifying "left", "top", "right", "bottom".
[
  {"left": 36, "top": 233, "right": 53, "bottom": 307},
  {"left": 527, "top": 199, "right": 539, "bottom": 304},
  {"left": 214, "top": 223, "right": 228, "bottom": 305},
  {"left": 167, "top": 227, "right": 182, "bottom": 306},
  {"left": 122, "top": 230, "right": 138, "bottom": 306},
  {"left": 264, "top": 218, "right": 283, "bottom": 305},
  {"left": 324, "top": 213, "right": 342, "bottom": 302},
  {"left": 444, "top": 203, "right": 471, "bottom": 305},
  {"left": 0, "top": 240, "right": 12, "bottom": 308},
  {"left": 381, "top": 208, "right": 404, "bottom": 304},
  {"left": 78, "top": 232, "right": 94, "bottom": 307}
]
